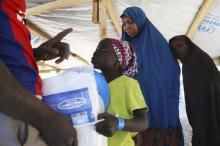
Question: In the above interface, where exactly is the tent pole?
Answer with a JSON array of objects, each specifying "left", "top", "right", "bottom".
[
  {"left": 26, "top": 19, "right": 52, "bottom": 40},
  {"left": 26, "top": 19, "right": 89, "bottom": 65},
  {"left": 26, "top": 0, "right": 90, "bottom": 17},
  {"left": 37, "top": 61, "right": 63, "bottom": 73},
  {"left": 99, "top": 0, "right": 107, "bottom": 39},
  {"left": 92, "top": 0, "right": 99, "bottom": 24},
  {"left": 107, "top": 0, "right": 121, "bottom": 37},
  {"left": 186, "top": 0, "right": 214, "bottom": 38}
]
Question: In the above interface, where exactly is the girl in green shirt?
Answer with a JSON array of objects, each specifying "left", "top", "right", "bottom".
[{"left": 91, "top": 38, "right": 148, "bottom": 146}]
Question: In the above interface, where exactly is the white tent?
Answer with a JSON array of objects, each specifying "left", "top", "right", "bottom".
[
  {"left": 26, "top": 1, "right": 220, "bottom": 145},
  {"left": 26, "top": 0, "right": 220, "bottom": 73}
]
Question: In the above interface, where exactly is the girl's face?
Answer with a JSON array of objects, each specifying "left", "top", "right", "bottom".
[
  {"left": 91, "top": 39, "right": 118, "bottom": 71},
  {"left": 122, "top": 16, "right": 139, "bottom": 37},
  {"left": 169, "top": 36, "right": 190, "bottom": 62}
]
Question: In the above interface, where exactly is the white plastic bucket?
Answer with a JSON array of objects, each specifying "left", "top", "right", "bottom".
[{"left": 41, "top": 66, "right": 109, "bottom": 146}]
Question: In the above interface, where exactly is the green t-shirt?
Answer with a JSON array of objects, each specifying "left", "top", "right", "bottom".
[{"left": 107, "top": 75, "right": 147, "bottom": 146}]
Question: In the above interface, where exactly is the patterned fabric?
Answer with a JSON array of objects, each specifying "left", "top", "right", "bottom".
[{"left": 110, "top": 39, "right": 138, "bottom": 77}]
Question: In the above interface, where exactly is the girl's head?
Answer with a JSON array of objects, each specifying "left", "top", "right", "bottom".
[
  {"left": 169, "top": 35, "right": 192, "bottom": 62},
  {"left": 121, "top": 7, "right": 147, "bottom": 38},
  {"left": 91, "top": 38, "right": 138, "bottom": 77}
]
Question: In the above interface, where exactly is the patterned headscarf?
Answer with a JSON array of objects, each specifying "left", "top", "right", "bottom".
[{"left": 110, "top": 38, "right": 138, "bottom": 77}]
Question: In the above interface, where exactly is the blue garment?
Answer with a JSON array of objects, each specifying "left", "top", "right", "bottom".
[
  {"left": 121, "top": 7, "right": 180, "bottom": 129},
  {"left": 0, "top": 1, "right": 42, "bottom": 95}
]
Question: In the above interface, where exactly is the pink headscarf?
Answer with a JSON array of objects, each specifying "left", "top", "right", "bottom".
[{"left": 110, "top": 38, "right": 138, "bottom": 77}]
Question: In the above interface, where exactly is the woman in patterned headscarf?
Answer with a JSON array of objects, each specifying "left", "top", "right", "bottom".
[
  {"left": 92, "top": 38, "right": 148, "bottom": 146},
  {"left": 121, "top": 6, "right": 183, "bottom": 146},
  {"left": 169, "top": 35, "right": 220, "bottom": 146}
]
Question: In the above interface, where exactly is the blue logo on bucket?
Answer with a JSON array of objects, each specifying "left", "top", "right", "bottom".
[
  {"left": 43, "top": 88, "right": 95, "bottom": 126},
  {"left": 58, "top": 98, "right": 87, "bottom": 110}
]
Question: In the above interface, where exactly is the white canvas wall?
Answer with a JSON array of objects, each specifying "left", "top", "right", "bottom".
[
  {"left": 27, "top": 0, "right": 204, "bottom": 68},
  {"left": 192, "top": 0, "right": 220, "bottom": 58}
]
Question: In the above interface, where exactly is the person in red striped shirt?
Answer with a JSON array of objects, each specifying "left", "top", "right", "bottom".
[{"left": 0, "top": 1, "right": 77, "bottom": 146}]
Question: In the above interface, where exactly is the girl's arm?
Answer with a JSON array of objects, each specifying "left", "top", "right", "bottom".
[
  {"left": 95, "top": 108, "right": 148, "bottom": 137},
  {"left": 124, "top": 108, "right": 148, "bottom": 132}
]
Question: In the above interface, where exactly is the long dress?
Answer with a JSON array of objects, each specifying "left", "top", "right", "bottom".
[
  {"left": 176, "top": 36, "right": 220, "bottom": 146},
  {"left": 121, "top": 7, "right": 183, "bottom": 146}
]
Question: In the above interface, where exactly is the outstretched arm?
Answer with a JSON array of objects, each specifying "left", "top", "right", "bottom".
[
  {"left": 33, "top": 28, "right": 72, "bottom": 64},
  {"left": 95, "top": 108, "right": 148, "bottom": 137},
  {"left": 0, "top": 59, "right": 77, "bottom": 146}
]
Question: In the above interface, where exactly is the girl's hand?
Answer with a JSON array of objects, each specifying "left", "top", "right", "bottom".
[{"left": 95, "top": 112, "right": 118, "bottom": 137}]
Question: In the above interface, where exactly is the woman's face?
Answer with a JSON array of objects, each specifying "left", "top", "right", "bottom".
[{"left": 122, "top": 16, "right": 139, "bottom": 37}]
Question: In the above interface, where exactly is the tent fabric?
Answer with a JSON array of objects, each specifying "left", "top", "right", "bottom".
[
  {"left": 25, "top": 0, "right": 220, "bottom": 145},
  {"left": 192, "top": 0, "right": 220, "bottom": 58},
  {"left": 27, "top": 0, "right": 205, "bottom": 69}
]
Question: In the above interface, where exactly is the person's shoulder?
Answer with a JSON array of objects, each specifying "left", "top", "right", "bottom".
[{"left": 121, "top": 75, "right": 138, "bottom": 84}]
